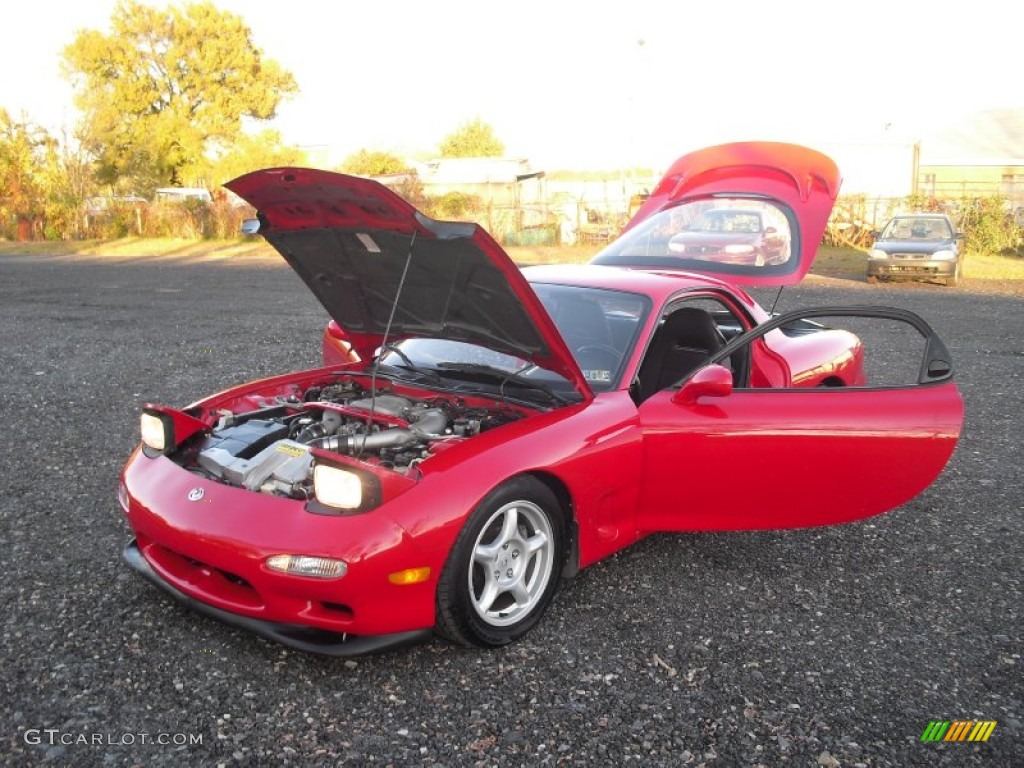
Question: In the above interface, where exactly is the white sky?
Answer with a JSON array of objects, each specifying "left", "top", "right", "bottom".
[{"left": 2, "top": 0, "right": 1019, "bottom": 169}]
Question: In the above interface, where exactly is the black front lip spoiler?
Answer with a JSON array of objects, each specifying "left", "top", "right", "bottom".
[{"left": 122, "top": 539, "right": 432, "bottom": 657}]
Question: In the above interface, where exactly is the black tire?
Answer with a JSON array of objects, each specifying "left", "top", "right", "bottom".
[{"left": 436, "top": 476, "right": 565, "bottom": 647}]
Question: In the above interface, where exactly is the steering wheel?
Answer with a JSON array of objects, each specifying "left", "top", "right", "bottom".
[{"left": 574, "top": 344, "right": 621, "bottom": 380}]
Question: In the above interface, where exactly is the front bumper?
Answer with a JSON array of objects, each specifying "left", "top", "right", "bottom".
[
  {"left": 123, "top": 539, "right": 431, "bottom": 656},
  {"left": 119, "top": 447, "right": 442, "bottom": 652},
  {"left": 867, "top": 258, "right": 957, "bottom": 279}
]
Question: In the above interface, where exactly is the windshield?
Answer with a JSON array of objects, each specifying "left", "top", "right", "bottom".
[
  {"left": 881, "top": 217, "right": 953, "bottom": 240},
  {"left": 533, "top": 283, "right": 651, "bottom": 391},
  {"left": 381, "top": 338, "right": 532, "bottom": 374},
  {"left": 377, "top": 284, "right": 650, "bottom": 397},
  {"left": 378, "top": 338, "right": 581, "bottom": 404}
]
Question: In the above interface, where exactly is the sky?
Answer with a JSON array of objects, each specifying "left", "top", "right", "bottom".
[{"left": 2, "top": 0, "right": 1020, "bottom": 170}]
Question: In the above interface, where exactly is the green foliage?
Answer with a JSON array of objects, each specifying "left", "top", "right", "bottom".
[
  {"left": 421, "top": 191, "right": 483, "bottom": 220},
  {"left": 0, "top": 110, "right": 52, "bottom": 222},
  {"left": 203, "top": 130, "right": 307, "bottom": 189},
  {"left": 439, "top": 118, "right": 504, "bottom": 158},
  {"left": 340, "top": 149, "right": 410, "bottom": 176},
  {"left": 829, "top": 193, "right": 1024, "bottom": 256},
  {"left": 145, "top": 198, "right": 212, "bottom": 239},
  {"left": 0, "top": 111, "right": 88, "bottom": 240},
  {"left": 953, "top": 196, "right": 1022, "bottom": 256},
  {"left": 62, "top": 0, "right": 298, "bottom": 191}
]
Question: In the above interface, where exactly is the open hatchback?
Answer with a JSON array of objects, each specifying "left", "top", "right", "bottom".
[{"left": 591, "top": 142, "right": 840, "bottom": 286}]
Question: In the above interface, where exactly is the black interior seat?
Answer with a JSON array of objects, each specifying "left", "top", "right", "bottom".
[{"left": 636, "top": 307, "right": 726, "bottom": 403}]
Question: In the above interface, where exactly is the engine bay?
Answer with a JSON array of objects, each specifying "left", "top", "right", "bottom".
[{"left": 185, "top": 378, "right": 524, "bottom": 499}]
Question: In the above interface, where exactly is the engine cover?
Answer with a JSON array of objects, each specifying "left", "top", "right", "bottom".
[{"left": 198, "top": 439, "right": 312, "bottom": 494}]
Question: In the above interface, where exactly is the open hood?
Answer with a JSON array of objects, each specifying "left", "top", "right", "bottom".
[
  {"left": 225, "top": 168, "right": 592, "bottom": 399},
  {"left": 592, "top": 142, "right": 841, "bottom": 286}
]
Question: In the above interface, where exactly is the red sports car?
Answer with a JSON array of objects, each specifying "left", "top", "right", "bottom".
[{"left": 119, "top": 143, "right": 964, "bottom": 655}]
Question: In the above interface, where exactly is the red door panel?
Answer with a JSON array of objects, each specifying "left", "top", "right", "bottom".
[{"left": 636, "top": 382, "right": 963, "bottom": 531}]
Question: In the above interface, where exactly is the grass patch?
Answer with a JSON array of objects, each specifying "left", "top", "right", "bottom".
[
  {"left": 811, "top": 246, "right": 866, "bottom": 278},
  {"left": 812, "top": 245, "right": 1024, "bottom": 280},
  {"left": 961, "top": 250, "right": 1024, "bottom": 280},
  {"left": 0, "top": 237, "right": 276, "bottom": 260}
]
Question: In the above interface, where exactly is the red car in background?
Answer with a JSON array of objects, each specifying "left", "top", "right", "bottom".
[
  {"left": 662, "top": 206, "right": 789, "bottom": 266},
  {"left": 120, "top": 143, "right": 963, "bottom": 656}
]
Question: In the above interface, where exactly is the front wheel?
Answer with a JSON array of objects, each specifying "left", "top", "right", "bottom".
[{"left": 436, "top": 477, "right": 565, "bottom": 647}]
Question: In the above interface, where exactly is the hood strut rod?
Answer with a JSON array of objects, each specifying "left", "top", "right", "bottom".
[{"left": 362, "top": 231, "right": 418, "bottom": 457}]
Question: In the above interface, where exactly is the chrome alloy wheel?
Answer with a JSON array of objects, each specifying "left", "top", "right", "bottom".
[{"left": 468, "top": 500, "right": 554, "bottom": 627}]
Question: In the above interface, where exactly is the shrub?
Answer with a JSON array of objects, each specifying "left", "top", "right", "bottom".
[
  {"left": 827, "top": 193, "right": 1022, "bottom": 256},
  {"left": 421, "top": 191, "right": 482, "bottom": 220}
]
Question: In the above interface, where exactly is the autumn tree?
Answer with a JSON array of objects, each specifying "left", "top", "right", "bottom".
[
  {"left": 0, "top": 110, "right": 53, "bottom": 235},
  {"left": 439, "top": 118, "right": 505, "bottom": 158},
  {"left": 340, "top": 149, "right": 410, "bottom": 177},
  {"left": 62, "top": 0, "right": 297, "bottom": 192},
  {"left": 204, "top": 130, "right": 307, "bottom": 189}
]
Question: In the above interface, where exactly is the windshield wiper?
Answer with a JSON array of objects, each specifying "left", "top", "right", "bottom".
[
  {"left": 375, "top": 343, "right": 443, "bottom": 384},
  {"left": 435, "top": 362, "right": 570, "bottom": 405}
]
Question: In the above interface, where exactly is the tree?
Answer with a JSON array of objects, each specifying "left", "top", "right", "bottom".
[
  {"left": 0, "top": 110, "right": 53, "bottom": 226},
  {"left": 62, "top": 0, "right": 297, "bottom": 191},
  {"left": 204, "top": 130, "right": 307, "bottom": 189},
  {"left": 439, "top": 118, "right": 505, "bottom": 158},
  {"left": 339, "top": 149, "right": 410, "bottom": 177}
]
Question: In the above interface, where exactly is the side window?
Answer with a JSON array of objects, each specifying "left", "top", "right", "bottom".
[{"left": 634, "top": 296, "right": 748, "bottom": 403}]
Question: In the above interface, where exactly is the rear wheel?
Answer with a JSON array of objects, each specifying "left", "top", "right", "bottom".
[{"left": 436, "top": 477, "right": 565, "bottom": 647}]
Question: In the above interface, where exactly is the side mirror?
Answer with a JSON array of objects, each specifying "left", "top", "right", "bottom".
[
  {"left": 870, "top": 230, "right": 881, "bottom": 239},
  {"left": 240, "top": 218, "right": 261, "bottom": 235},
  {"left": 955, "top": 232, "right": 965, "bottom": 240},
  {"left": 672, "top": 364, "right": 733, "bottom": 405}
]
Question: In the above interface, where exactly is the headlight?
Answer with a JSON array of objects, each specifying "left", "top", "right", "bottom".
[
  {"left": 140, "top": 412, "right": 169, "bottom": 452},
  {"left": 868, "top": 249, "right": 889, "bottom": 260},
  {"left": 931, "top": 249, "right": 955, "bottom": 261},
  {"left": 723, "top": 244, "right": 755, "bottom": 254},
  {"left": 266, "top": 554, "right": 347, "bottom": 579},
  {"left": 313, "top": 464, "right": 363, "bottom": 509},
  {"left": 668, "top": 241, "right": 686, "bottom": 253}
]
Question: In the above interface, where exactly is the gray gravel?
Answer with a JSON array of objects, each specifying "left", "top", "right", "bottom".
[{"left": 1, "top": 253, "right": 1020, "bottom": 767}]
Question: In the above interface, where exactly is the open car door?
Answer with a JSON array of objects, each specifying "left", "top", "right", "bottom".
[{"left": 635, "top": 307, "right": 964, "bottom": 531}]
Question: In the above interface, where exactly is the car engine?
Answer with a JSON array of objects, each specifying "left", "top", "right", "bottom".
[{"left": 188, "top": 380, "right": 522, "bottom": 499}]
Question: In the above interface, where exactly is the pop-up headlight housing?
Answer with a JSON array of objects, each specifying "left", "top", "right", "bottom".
[
  {"left": 140, "top": 404, "right": 209, "bottom": 457},
  {"left": 306, "top": 449, "right": 416, "bottom": 515},
  {"left": 313, "top": 464, "right": 365, "bottom": 509}
]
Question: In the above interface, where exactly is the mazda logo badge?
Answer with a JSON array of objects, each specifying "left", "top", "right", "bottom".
[{"left": 187, "top": 487, "right": 205, "bottom": 502}]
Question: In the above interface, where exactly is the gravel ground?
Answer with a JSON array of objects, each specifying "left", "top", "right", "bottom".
[{"left": 1, "top": 253, "right": 1020, "bottom": 767}]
